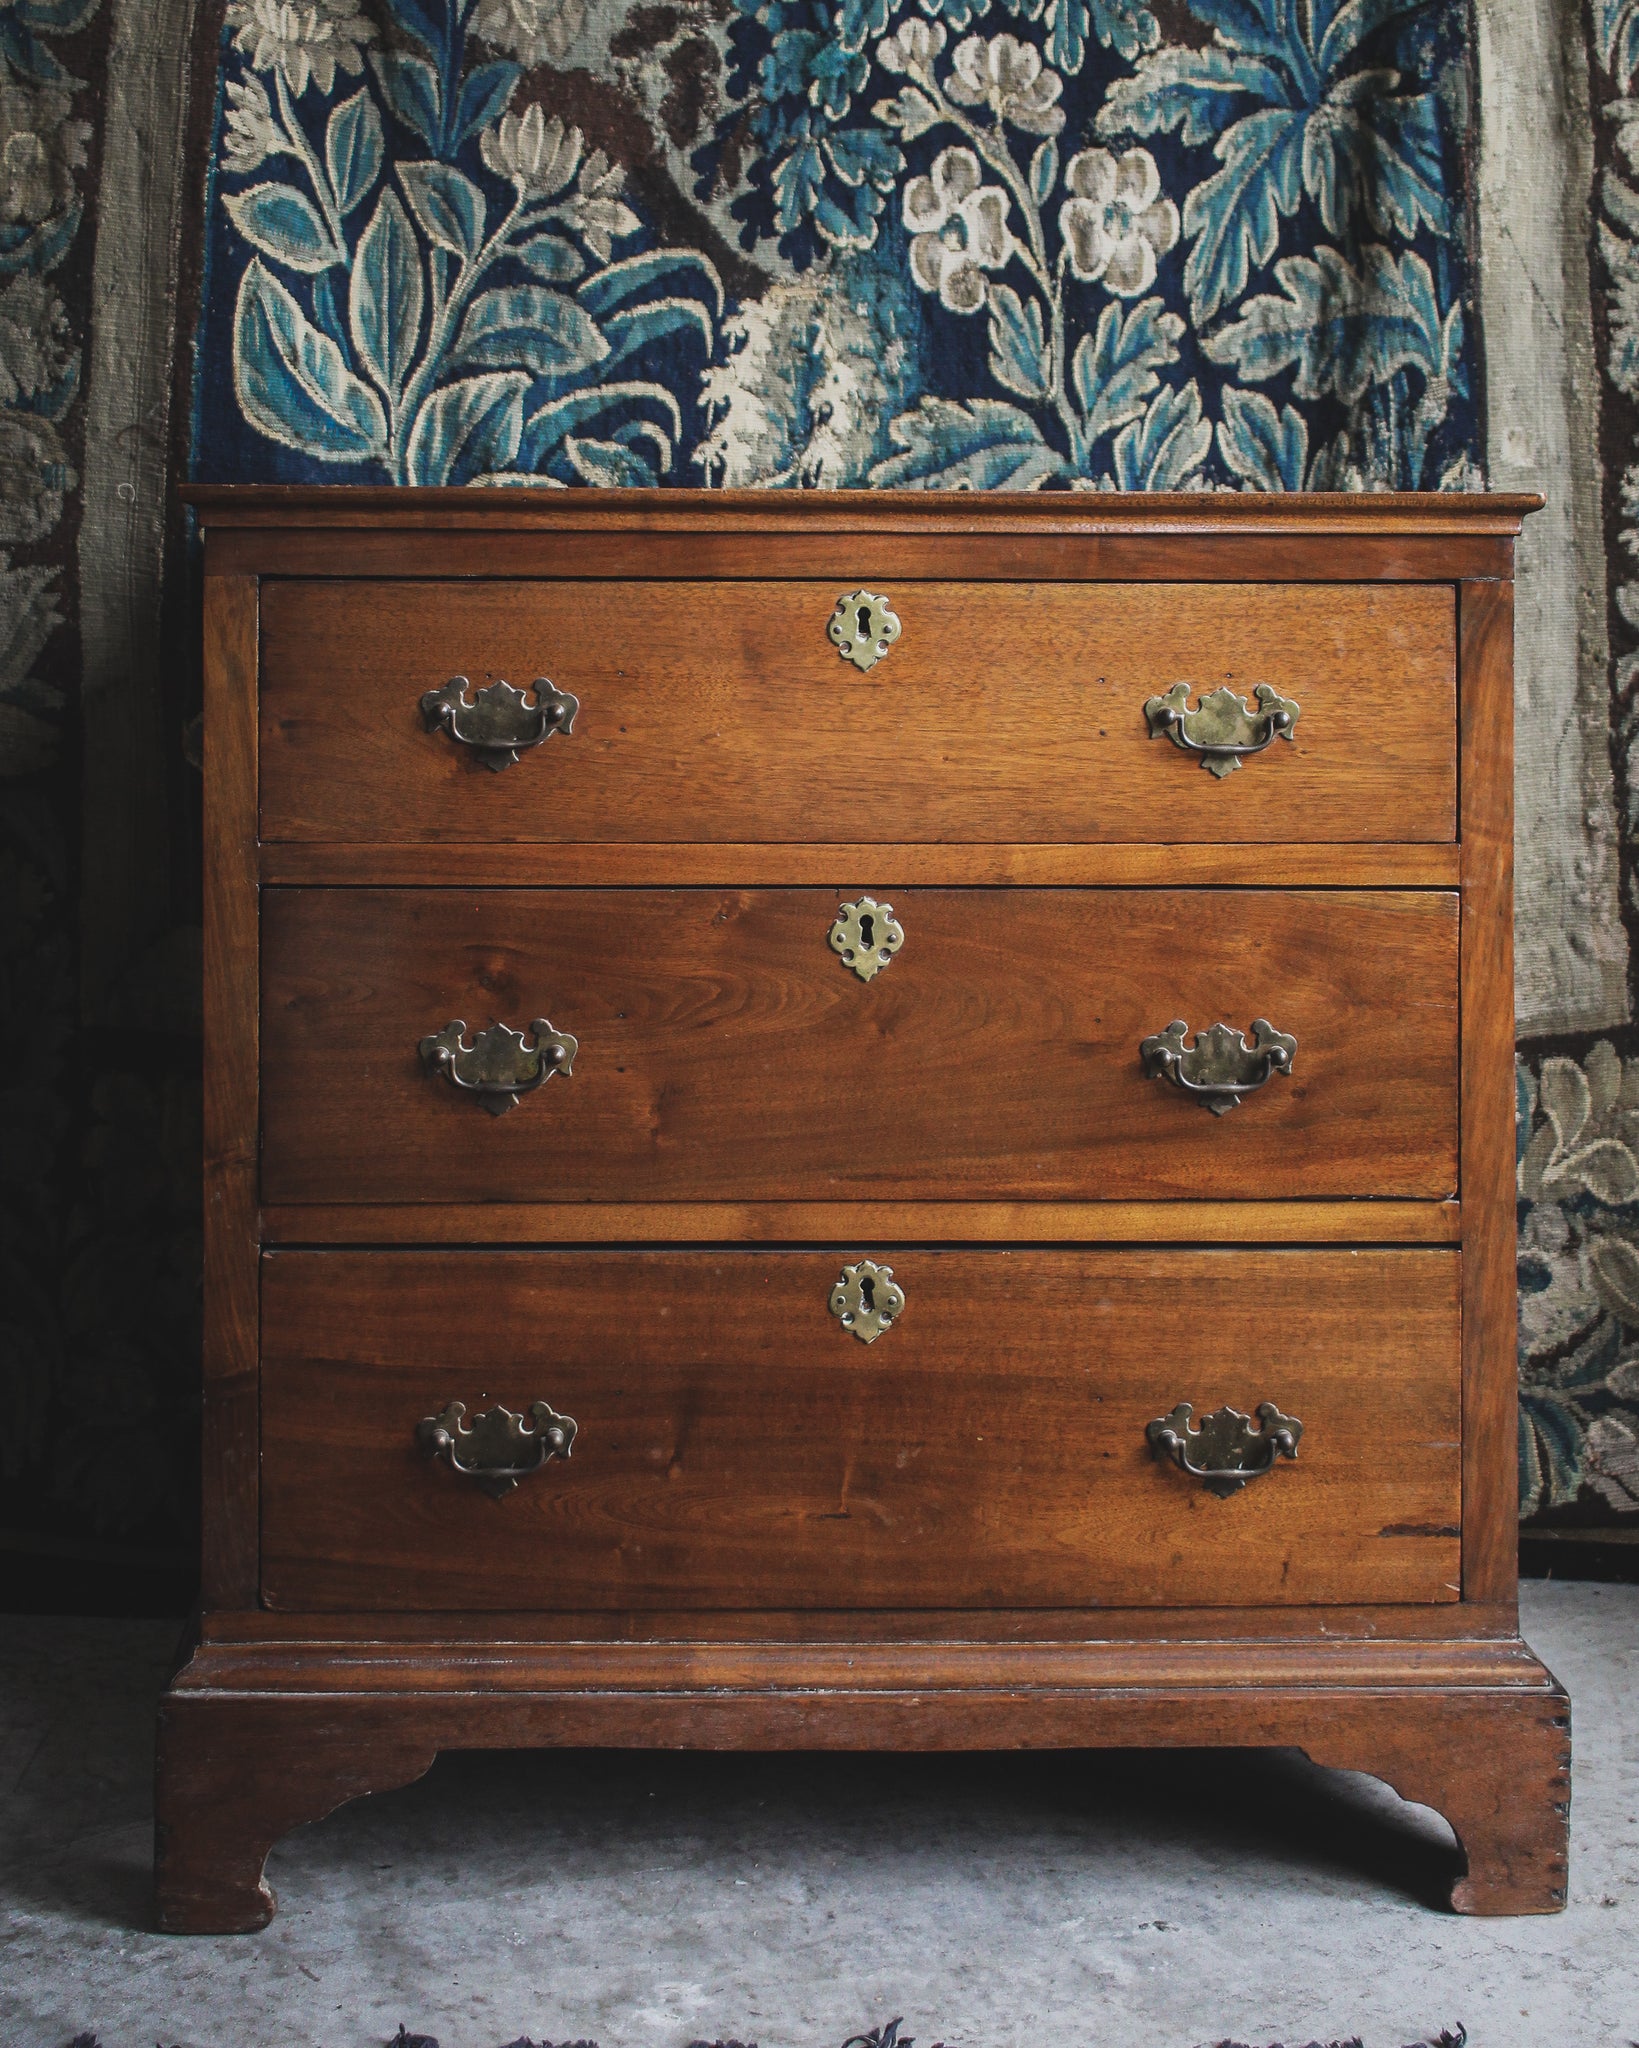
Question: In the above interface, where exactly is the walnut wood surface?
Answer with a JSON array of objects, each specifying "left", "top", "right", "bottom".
[
  {"left": 201, "top": 570, "right": 260, "bottom": 1609},
  {"left": 169, "top": 488, "right": 1555, "bottom": 1931},
  {"left": 153, "top": 1630, "right": 1567, "bottom": 1932},
  {"left": 260, "top": 579, "right": 1456, "bottom": 846},
  {"left": 202, "top": 1602, "right": 1522, "bottom": 1646},
  {"left": 220, "top": 528, "right": 1518, "bottom": 584},
  {"left": 1458, "top": 580, "right": 1519, "bottom": 1606},
  {"left": 260, "top": 886, "right": 1459, "bottom": 1205},
  {"left": 259, "top": 1248, "right": 1461, "bottom": 1613},
  {"left": 260, "top": 842, "right": 1464, "bottom": 887},
  {"left": 257, "top": 1198, "right": 1463, "bottom": 1245},
  {"left": 188, "top": 484, "right": 1545, "bottom": 529}
]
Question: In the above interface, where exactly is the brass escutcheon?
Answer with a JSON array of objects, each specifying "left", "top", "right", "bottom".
[
  {"left": 829, "top": 1260, "right": 905, "bottom": 1343},
  {"left": 828, "top": 590, "right": 901, "bottom": 673},
  {"left": 1144, "top": 682, "right": 1300, "bottom": 777},
  {"left": 829, "top": 896, "right": 904, "bottom": 982},
  {"left": 418, "top": 1399, "right": 578, "bottom": 1498},
  {"left": 1146, "top": 1401, "right": 1303, "bottom": 1498}
]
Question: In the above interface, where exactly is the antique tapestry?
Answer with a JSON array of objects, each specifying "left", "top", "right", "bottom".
[{"left": 3, "top": 0, "right": 1638, "bottom": 1585}]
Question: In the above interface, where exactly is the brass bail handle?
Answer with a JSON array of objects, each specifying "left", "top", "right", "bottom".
[
  {"left": 419, "top": 1018, "right": 578, "bottom": 1116},
  {"left": 421, "top": 675, "right": 579, "bottom": 770},
  {"left": 417, "top": 1399, "right": 578, "bottom": 1498},
  {"left": 1140, "top": 1018, "right": 1296, "bottom": 1116},
  {"left": 1146, "top": 1401, "right": 1303, "bottom": 1498},
  {"left": 1144, "top": 682, "right": 1300, "bottom": 778}
]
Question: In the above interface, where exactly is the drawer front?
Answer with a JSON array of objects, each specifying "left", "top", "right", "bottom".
[
  {"left": 260, "top": 1249, "right": 1462, "bottom": 1612},
  {"left": 261, "top": 887, "right": 1460, "bottom": 1204},
  {"left": 259, "top": 580, "right": 1456, "bottom": 845}
]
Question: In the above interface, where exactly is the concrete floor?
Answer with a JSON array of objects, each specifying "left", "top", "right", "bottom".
[{"left": 1, "top": 1584, "right": 1635, "bottom": 2048}]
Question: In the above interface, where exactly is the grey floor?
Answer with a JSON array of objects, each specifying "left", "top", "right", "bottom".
[{"left": 1, "top": 1584, "right": 1635, "bottom": 2048}]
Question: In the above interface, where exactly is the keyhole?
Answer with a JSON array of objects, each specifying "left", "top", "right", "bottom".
[
  {"left": 856, "top": 603, "right": 873, "bottom": 640},
  {"left": 858, "top": 912, "right": 875, "bottom": 948},
  {"left": 859, "top": 1276, "right": 876, "bottom": 1313}
]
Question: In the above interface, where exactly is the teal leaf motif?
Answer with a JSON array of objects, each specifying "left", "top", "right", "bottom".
[
  {"left": 565, "top": 435, "right": 661, "bottom": 485},
  {"left": 1303, "top": 74, "right": 1445, "bottom": 241},
  {"left": 518, "top": 234, "right": 586, "bottom": 283},
  {"left": 1182, "top": 106, "right": 1306, "bottom": 326},
  {"left": 870, "top": 398, "right": 1068, "bottom": 488},
  {"left": 223, "top": 183, "right": 344, "bottom": 274},
  {"left": 577, "top": 250, "right": 724, "bottom": 320},
  {"left": 399, "top": 161, "right": 488, "bottom": 258},
  {"left": 518, "top": 382, "right": 684, "bottom": 469},
  {"left": 234, "top": 259, "right": 387, "bottom": 462},
  {"left": 599, "top": 297, "right": 716, "bottom": 376},
  {"left": 987, "top": 285, "right": 1051, "bottom": 401},
  {"left": 1109, "top": 380, "right": 1211, "bottom": 489},
  {"left": 407, "top": 372, "right": 530, "bottom": 485},
  {"left": 1216, "top": 386, "right": 1308, "bottom": 489},
  {"left": 1071, "top": 295, "right": 1184, "bottom": 445},
  {"left": 454, "top": 286, "right": 609, "bottom": 377},
  {"left": 825, "top": 126, "right": 902, "bottom": 191},
  {"left": 350, "top": 188, "right": 425, "bottom": 401},
  {"left": 1098, "top": 2, "right": 1454, "bottom": 324},
  {"left": 1097, "top": 46, "right": 1289, "bottom": 150},
  {"left": 836, "top": 0, "right": 899, "bottom": 55},
  {"left": 1202, "top": 244, "right": 1444, "bottom": 405},
  {"left": 326, "top": 91, "right": 385, "bottom": 218},
  {"left": 372, "top": 50, "right": 442, "bottom": 150},
  {"left": 1030, "top": 140, "right": 1059, "bottom": 206},
  {"left": 1598, "top": 0, "right": 1639, "bottom": 87},
  {"left": 455, "top": 61, "right": 522, "bottom": 148}
]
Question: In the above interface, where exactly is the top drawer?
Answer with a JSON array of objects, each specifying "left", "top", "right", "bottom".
[{"left": 259, "top": 579, "right": 1456, "bottom": 846}]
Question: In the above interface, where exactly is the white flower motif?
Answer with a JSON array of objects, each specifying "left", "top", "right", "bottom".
[
  {"left": 482, "top": 103, "right": 584, "bottom": 198},
  {"left": 0, "top": 82, "right": 89, "bottom": 226},
  {"left": 565, "top": 148, "right": 639, "bottom": 262},
  {"left": 226, "top": 1, "right": 374, "bottom": 100},
  {"left": 474, "top": 0, "right": 587, "bottom": 65},
  {"left": 945, "top": 35, "right": 1065, "bottom": 137},
  {"left": 903, "top": 146, "right": 1013, "bottom": 315},
  {"left": 222, "top": 73, "right": 282, "bottom": 176},
  {"left": 877, "top": 19, "right": 946, "bottom": 76},
  {"left": 1059, "top": 146, "right": 1179, "bottom": 296}
]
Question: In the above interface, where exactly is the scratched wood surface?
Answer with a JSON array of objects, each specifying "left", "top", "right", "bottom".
[
  {"left": 259, "top": 1248, "right": 1462, "bottom": 1613},
  {"left": 258, "top": 579, "right": 1457, "bottom": 845}
]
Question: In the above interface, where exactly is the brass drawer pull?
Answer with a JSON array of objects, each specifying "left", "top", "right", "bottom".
[
  {"left": 419, "top": 1018, "right": 577, "bottom": 1116},
  {"left": 418, "top": 1399, "right": 577, "bottom": 1498},
  {"left": 1146, "top": 1401, "right": 1302, "bottom": 1498},
  {"left": 1144, "top": 682, "right": 1299, "bottom": 777},
  {"left": 829, "top": 1259, "right": 905, "bottom": 1343},
  {"left": 1140, "top": 1018, "right": 1296, "bottom": 1116},
  {"left": 829, "top": 896, "right": 904, "bottom": 981},
  {"left": 421, "top": 675, "right": 579, "bottom": 770},
  {"left": 828, "top": 590, "right": 901, "bottom": 672}
]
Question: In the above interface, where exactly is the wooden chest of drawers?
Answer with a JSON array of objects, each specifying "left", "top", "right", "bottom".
[{"left": 156, "top": 489, "right": 1570, "bottom": 1933}]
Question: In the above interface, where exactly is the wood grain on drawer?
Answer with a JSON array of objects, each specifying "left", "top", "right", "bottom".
[
  {"left": 260, "top": 887, "right": 1459, "bottom": 1204},
  {"left": 258, "top": 580, "right": 1456, "bottom": 845},
  {"left": 259, "top": 1249, "right": 1463, "bottom": 1612}
]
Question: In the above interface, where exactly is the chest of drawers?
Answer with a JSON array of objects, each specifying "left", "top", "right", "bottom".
[{"left": 156, "top": 488, "right": 1570, "bottom": 1933}]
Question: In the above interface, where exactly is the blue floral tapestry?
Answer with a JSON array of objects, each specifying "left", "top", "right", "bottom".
[{"left": 188, "top": 0, "right": 1482, "bottom": 491}]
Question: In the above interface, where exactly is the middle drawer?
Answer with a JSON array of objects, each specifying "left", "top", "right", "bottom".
[{"left": 262, "top": 887, "right": 1458, "bottom": 1205}]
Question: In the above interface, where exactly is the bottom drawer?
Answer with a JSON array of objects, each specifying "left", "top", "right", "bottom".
[{"left": 260, "top": 1249, "right": 1461, "bottom": 1612}]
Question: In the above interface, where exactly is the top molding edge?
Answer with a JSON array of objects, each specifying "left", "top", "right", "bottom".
[{"left": 182, "top": 485, "right": 1543, "bottom": 538}]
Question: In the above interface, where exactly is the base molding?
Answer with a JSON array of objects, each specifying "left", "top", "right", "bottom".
[{"left": 154, "top": 1627, "right": 1570, "bottom": 1932}]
